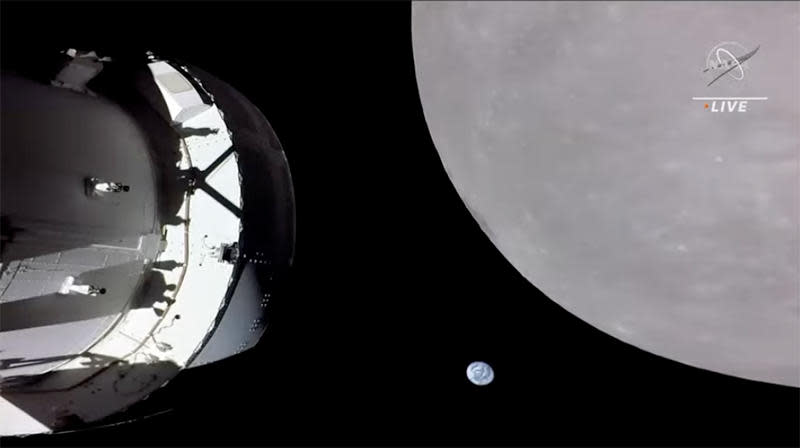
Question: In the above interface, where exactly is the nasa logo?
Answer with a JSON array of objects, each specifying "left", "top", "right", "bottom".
[
  {"left": 703, "top": 41, "right": 759, "bottom": 87},
  {"left": 691, "top": 42, "right": 766, "bottom": 113}
]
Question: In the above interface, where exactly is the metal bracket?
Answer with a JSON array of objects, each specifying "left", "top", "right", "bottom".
[{"left": 177, "top": 146, "right": 241, "bottom": 219}]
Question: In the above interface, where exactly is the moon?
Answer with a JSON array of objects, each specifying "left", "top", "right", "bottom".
[{"left": 413, "top": 2, "right": 799, "bottom": 386}]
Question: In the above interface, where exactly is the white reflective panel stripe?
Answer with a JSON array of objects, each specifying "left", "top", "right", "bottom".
[
  {"left": 157, "top": 72, "right": 194, "bottom": 93},
  {"left": 148, "top": 61, "right": 210, "bottom": 124}
]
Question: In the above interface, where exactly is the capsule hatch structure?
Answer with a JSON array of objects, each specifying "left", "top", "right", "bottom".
[{"left": 0, "top": 49, "right": 296, "bottom": 436}]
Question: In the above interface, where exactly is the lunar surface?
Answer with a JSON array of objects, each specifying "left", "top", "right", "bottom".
[
  {"left": 467, "top": 361, "right": 495, "bottom": 386},
  {"left": 413, "top": 2, "right": 799, "bottom": 386}
]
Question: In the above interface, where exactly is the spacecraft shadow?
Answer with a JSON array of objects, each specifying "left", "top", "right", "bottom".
[
  {"left": 1, "top": 359, "right": 180, "bottom": 433},
  {"left": 0, "top": 264, "right": 176, "bottom": 332}
]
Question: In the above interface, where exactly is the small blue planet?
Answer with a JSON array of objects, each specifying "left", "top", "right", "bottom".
[{"left": 466, "top": 361, "right": 494, "bottom": 386}]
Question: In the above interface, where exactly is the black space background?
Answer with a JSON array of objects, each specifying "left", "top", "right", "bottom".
[{"left": 1, "top": 2, "right": 798, "bottom": 447}]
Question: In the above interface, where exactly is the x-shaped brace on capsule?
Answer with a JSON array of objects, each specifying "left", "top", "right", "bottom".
[{"left": 178, "top": 146, "right": 241, "bottom": 219}]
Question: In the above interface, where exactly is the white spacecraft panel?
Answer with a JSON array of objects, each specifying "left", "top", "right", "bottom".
[
  {"left": 148, "top": 61, "right": 210, "bottom": 124},
  {"left": 180, "top": 105, "right": 235, "bottom": 171},
  {"left": 0, "top": 59, "right": 245, "bottom": 436}
]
